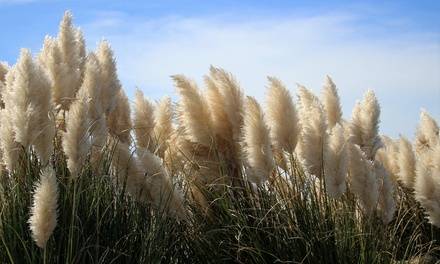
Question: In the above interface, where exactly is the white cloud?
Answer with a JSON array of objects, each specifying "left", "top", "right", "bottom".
[{"left": 81, "top": 12, "right": 440, "bottom": 139}]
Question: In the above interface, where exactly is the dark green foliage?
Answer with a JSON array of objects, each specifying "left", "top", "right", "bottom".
[{"left": 0, "top": 145, "right": 439, "bottom": 263}]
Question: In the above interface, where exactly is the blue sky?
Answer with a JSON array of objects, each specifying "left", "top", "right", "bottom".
[{"left": 1, "top": 0, "right": 439, "bottom": 139}]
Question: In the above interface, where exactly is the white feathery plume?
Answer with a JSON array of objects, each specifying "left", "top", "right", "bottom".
[
  {"left": 205, "top": 74, "right": 232, "bottom": 146},
  {"left": 173, "top": 74, "right": 214, "bottom": 148},
  {"left": 349, "top": 89, "right": 382, "bottom": 160},
  {"left": 242, "top": 96, "right": 275, "bottom": 185},
  {"left": 95, "top": 39, "right": 121, "bottom": 117},
  {"left": 82, "top": 52, "right": 108, "bottom": 144},
  {"left": 296, "top": 84, "right": 320, "bottom": 117},
  {"left": 296, "top": 85, "right": 327, "bottom": 177},
  {"left": 414, "top": 109, "right": 439, "bottom": 156},
  {"left": 266, "top": 77, "right": 300, "bottom": 154},
  {"left": 81, "top": 52, "right": 102, "bottom": 121},
  {"left": 154, "top": 95, "right": 173, "bottom": 158},
  {"left": 28, "top": 166, "right": 58, "bottom": 249},
  {"left": 31, "top": 60, "right": 56, "bottom": 166},
  {"left": 75, "top": 27, "right": 86, "bottom": 90},
  {"left": 324, "top": 124, "right": 348, "bottom": 199},
  {"left": 414, "top": 141, "right": 440, "bottom": 227},
  {"left": 8, "top": 49, "right": 55, "bottom": 162},
  {"left": 4, "top": 61, "right": 16, "bottom": 87},
  {"left": 132, "top": 88, "right": 156, "bottom": 151},
  {"left": 8, "top": 49, "right": 42, "bottom": 148},
  {"left": 107, "top": 88, "right": 132, "bottom": 144},
  {"left": 81, "top": 52, "right": 108, "bottom": 169},
  {"left": 0, "top": 66, "right": 21, "bottom": 171},
  {"left": 348, "top": 143, "right": 379, "bottom": 218},
  {"left": 62, "top": 87, "right": 92, "bottom": 178},
  {"left": 209, "top": 66, "right": 244, "bottom": 144},
  {"left": 58, "top": 10, "right": 80, "bottom": 69},
  {"left": 136, "top": 147, "right": 187, "bottom": 220},
  {"left": 342, "top": 119, "right": 351, "bottom": 141},
  {"left": 375, "top": 135, "right": 399, "bottom": 184},
  {"left": 90, "top": 115, "right": 108, "bottom": 170},
  {"left": 55, "top": 10, "right": 81, "bottom": 111},
  {"left": 374, "top": 161, "right": 396, "bottom": 225},
  {"left": 396, "top": 134, "right": 416, "bottom": 190},
  {"left": 0, "top": 108, "right": 21, "bottom": 172},
  {"left": 33, "top": 114, "right": 56, "bottom": 167},
  {"left": 162, "top": 126, "right": 182, "bottom": 175},
  {"left": 38, "top": 36, "right": 69, "bottom": 111},
  {"left": 205, "top": 68, "right": 244, "bottom": 185},
  {"left": 321, "top": 75, "right": 343, "bottom": 130}
]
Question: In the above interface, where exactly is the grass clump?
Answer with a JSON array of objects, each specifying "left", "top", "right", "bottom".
[{"left": 1, "top": 10, "right": 439, "bottom": 264}]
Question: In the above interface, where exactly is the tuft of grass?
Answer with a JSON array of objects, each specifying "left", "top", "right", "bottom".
[{"left": 1, "top": 134, "right": 439, "bottom": 263}]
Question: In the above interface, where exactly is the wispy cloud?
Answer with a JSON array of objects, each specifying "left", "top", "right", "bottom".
[{"left": 74, "top": 10, "right": 440, "bottom": 138}]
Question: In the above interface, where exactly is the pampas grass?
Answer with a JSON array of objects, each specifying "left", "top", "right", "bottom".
[
  {"left": 296, "top": 85, "right": 327, "bottom": 177},
  {"left": 7, "top": 49, "right": 51, "bottom": 148},
  {"left": 153, "top": 95, "right": 173, "bottom": 159},
  {"left": 349, "top": 89, "right": 382, "bottom": 160},
  {"left": 205, "top": 73, "right": 231, "bottom": 145},
  {"left": 136, "top": 147, "right": 186, "bottom": 220},
  {"left": 53, "top": 10, "right": 83, "bottom": 111},
  {"left": 265, "top": 77, "right": 300, "bottom": 154},
  {"left": 322, "top": 75, "right": 343, "bottom": 129},
  {"left": 414, "top": 109, "right": 439, "bottom": 155},
  {"left": 28, "top": 166, "right": 58, "bottom": 249},
  {"left": 1, "top": 11, "right": 440, "bottom": 263},
  {"left": 173, "top": 74, "right": 214, "bottom": 148},
  {"left": 208, "top": 66, "right": 244, "bottom": 144},
  {"left": 95, "top": 39, "right": 121, "bottom": 118},
  {"left": 204, "top": 67, "right": 245, "bottom": 186},
  {"left": 414, "top": 137, "right": 440, "bottom": 227},
  {"left": 349, "top": 143, "right": 379, "bottom": 218},
  {"left": 82, "top": 52, "right": 103, "bottom": 127},
  {"left": 62, "top": 87, "right": 92, "bottom": 178},
  {"left": 0, "top": 108, "right": 21, "bottom": 172},
  {"left": 75, "top": 27, "right": 86, "bottom": 90},
  {"left": 374, "top": 161, "right": 396, "bottom": 224},
  {"left": 132, "top": 88, "right": 156, "bottom": 150},
  {"left": 376, "top": 135, "right": 399, "bottom": 184},
  {"left": 107, "top": 88, "right": 132, "bottom": 144},
  {"left": 412, "top": 110, "right": 439, "bottom": 226},
  {"left": 2, "top": 48, "right": 56, "bottom": 166},
  {"left": 242, "top": 96, "right": 275, "bottom": 185},
  {"left": 397, "top": 134, "right": 417, "bottom": 190},
  {"left": 38, "top": 36, "right": 68, "bottom": 110},
  {"left": 324, "top": 123, "right": 348, "bottom": 199},
  {"left": 81, "top": 51, "right": 108, "bottom": 169},
  {"left": 109, "top": 137, "right": 150, "bottom": 202}
]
